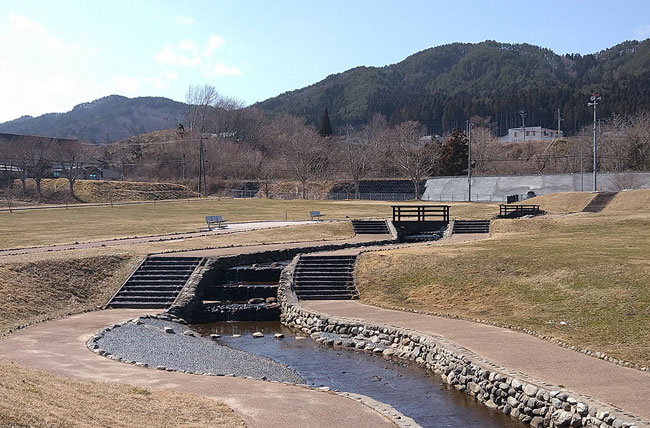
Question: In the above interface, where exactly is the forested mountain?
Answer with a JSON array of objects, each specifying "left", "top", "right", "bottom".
[
  {"left": 0, "top": 95, "right": 186, "bottom": 143},
  {"left": 256, "top": 39, "right": 650, "bottom": 135}
]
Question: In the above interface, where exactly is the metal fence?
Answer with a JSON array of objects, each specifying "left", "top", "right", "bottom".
[{"left": 222, "top": 189, "right": 542, "bottom": 203}]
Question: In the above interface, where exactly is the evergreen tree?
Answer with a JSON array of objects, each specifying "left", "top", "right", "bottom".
[
  {"left": 437, "top": 127, "right": 468, "bottom": 176},
  {"left": 319, "top": 109, "right": 333, "bottom": 137}
]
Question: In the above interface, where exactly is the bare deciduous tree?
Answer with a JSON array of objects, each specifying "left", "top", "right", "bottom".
[
  {"left": 390, "top": 121, "right": 437, "bottom": 200},
  {"left": 54, "top": 139, "right": 94, "bottom": 199},
  {"left": 24, "top": 136, "right": 53, "bottom": 203},
  {"left": 339, "top": 124, "right": 381, "bottom": 199},
  {"left": 272, "top": 115, "right": 324, "bottom": 199}
]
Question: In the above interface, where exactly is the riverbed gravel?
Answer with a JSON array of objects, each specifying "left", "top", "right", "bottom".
[{"left": 95, "top": 318, "right": 304, "bottom": 383}]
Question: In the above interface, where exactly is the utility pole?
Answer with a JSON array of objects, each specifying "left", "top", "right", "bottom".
[
  {"left": 202, "top": 146, "right": 207, "bottom": 197},
  {"left": 580, "top": 147, "right": 584, "bottom": 192},
  {"left": 557, "top": 108, "right": 563, "bottom": 137},
  {"left": 180, "top": 151, "right": 185, "bottom": 180},
  {"left": 519, "top": 110, "right": 527, "bottom": 142},
  {"left": 467, "top": 120, "right": 472, "bottom": 202},
  {"left": 198, "top": 136, "right": 204, "bottom": 196},
  {"left": 587, "top": 93, "right": 602, "bottom": 192}
]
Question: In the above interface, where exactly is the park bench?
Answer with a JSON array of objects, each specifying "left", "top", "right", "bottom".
[
  {"left": 206, "top": 215, "right": 227, "bottom": 229},
  {"left": 310, "top": 210, "right": 324, "bottom": 221}
]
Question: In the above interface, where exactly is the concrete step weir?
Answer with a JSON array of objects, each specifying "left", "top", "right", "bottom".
[
  {"left": 452, "top": 219, "right": 491, "bottom": 234},
  {"left": 293, "top": 255, "right": 358, "bottom": 300},
  {"left": 105, "top": 256, "right": 205, "bottom": 309}
]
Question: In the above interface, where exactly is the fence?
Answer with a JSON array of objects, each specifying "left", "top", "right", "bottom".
[{"left": 223, "top": 189, "right": 543, "bottom": 203}]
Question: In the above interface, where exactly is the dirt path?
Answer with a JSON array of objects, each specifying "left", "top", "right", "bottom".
[
  {"left": 0, "top": 221, "right": 316, "bottom": 257},
  {"left": 303, "top": 300, "right": 650, "bottom": 425},
  {"left": 0, "top": 309, "right": 395, "bottom": 428}
]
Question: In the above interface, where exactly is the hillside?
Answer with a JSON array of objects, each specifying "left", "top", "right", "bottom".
[
  {"left": 256, "top": 39, "right": 650, "bottom": 135},
  {"left": 0, "top": 95, "right": 186, "bottom": 143}
]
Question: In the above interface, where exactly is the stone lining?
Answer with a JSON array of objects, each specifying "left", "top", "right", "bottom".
[{"left": 278, "top": 256, "right": 647, "bottom": 428}]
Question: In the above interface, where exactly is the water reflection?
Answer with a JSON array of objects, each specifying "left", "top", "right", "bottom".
[{"left": 190, "top": 321, "right": 519, "bottom": 428}]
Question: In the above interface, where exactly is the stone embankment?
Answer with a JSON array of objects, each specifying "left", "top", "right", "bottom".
[{"left": 278, "top": 256, "right": 643, "bottom": 428}]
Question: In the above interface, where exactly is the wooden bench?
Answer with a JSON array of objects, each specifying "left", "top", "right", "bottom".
[
  {"left": 206, "top": 215, "right": 227, "bottom": 229},
  {"left": 310, "top": 210, "right": 324, "bottom": 221}
]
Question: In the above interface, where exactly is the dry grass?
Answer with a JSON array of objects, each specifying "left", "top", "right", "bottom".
[
  {"left": 602, "top": 188, "right": 650, "bottom": 212},
  {"left": 524, "top": 191, "right": 596, "bottom": 213},
  {"left": 357, "top": 211, "right": 650, "bottom": 366},
  {"left": 0, "top": 360, "right": 246, "bottom": 428},
  {"left": 0, "top": 255, "right": 138, "bottom": 334},
  {"left": 7, "top": 178, "right": 197, "bottom": 204},
  {"left": 0, "top": 198, "right": 496, "bottom": 249}
]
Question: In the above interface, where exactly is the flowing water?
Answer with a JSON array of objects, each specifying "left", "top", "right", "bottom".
[{"left": 190, "top": 321, "right": 521, "bottom": 428}]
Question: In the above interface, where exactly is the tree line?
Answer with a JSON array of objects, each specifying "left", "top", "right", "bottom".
[{"left": 2, "top": 84, "right": 649, "bottom": 202}]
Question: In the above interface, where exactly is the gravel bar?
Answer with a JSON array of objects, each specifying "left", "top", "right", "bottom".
[{"left": 95, "top": 318, "right": 304, "bottom": 383}]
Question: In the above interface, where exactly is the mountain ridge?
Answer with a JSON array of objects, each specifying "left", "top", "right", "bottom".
[
  {"left": 2, "top": 39, "right": 650, "bottom": 141},
  {"left": 0, "top": 95, "right": 186, "bottom": 143},
  {"left": 255, "top": 39, "right": 650, "bottom": 134}
]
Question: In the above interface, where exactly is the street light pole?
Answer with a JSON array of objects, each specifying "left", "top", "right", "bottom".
[
  {"left": 587, "top": 93, "right": 602, "bottom": 192},
  {"left": 467, "top": 120, "right": 472, "bottom": 202},
  {"left": 519, "top": 110, "right": 526, "bottom": 142}
]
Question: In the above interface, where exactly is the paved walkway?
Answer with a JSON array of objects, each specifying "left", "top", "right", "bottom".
[
  {"left": 0, "top": 221, "right": 316, "bottom": 257},
  {"left": 0, "top": 309, "right": 395, "bottom": 428},
  {"left": 303, "top": 300, "right": 650, "bottom": 425},
  {"left": 160, "top": 233, "right": 393, "bottom": 257}
]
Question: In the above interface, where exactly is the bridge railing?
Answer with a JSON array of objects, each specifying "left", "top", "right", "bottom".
[{"left": 392, "top": 205, "right": 450, "bottom": 222}]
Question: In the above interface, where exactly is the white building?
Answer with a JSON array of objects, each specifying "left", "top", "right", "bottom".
[{"left": 500, "top": 126, "right": 561, "bottom": 143}]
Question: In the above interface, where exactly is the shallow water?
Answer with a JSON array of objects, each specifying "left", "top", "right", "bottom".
[{"left": 190, "top": 321, "right": 521, "bottom": 428}]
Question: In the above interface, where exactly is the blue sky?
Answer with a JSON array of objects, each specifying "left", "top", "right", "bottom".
[{"left": 1, "top": 0, "right": 649, "bottom": 122}]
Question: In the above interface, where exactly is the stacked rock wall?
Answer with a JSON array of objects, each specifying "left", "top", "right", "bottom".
[{"left": 278, "top": 258, "right": 642, "bottom": 428}]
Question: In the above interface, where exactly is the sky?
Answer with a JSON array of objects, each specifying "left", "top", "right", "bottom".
[{"left": 1, "top": 0, "right": 649, "bottom": 123}]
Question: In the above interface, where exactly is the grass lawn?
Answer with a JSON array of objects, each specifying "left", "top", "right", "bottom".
[
  {"left": 0, "top": 198, "right": 498, "bottom": 249},
  {"left": 0, "top": 360, "right": 245, "bottom": 428},
  {"left": 357, "top": 201, "right": 650, "bottom": 366}
]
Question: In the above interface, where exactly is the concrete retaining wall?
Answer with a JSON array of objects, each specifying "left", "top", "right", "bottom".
[{"left": 423, "top": 172, "right": 650, "bottom": 202}]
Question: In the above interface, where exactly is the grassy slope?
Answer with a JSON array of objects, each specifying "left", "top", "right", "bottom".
[
  {"left": 357, "top": 190, "right": 650, "bottom": 366},
  {"left": 6, "top": 178, "right": 197, "bottom": 205},
  {"left": 0, "top": 198, "right": 497, "bottom": 249},
  {"left": 0, "top": 360, "right": 245, "bottom": 428},
  {"left": 0, "top": 254, "right": 138, "bottom": 333},
  {"left": 524, "top": 191, "right": 595, "bottom": 213}
]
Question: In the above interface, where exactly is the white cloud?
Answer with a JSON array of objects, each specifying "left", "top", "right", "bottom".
[
  {"left": 162, "top": 70, "right": 178, "bottom": 80},
  {"left": 153, "top": 44, "right": 202, "bottom": 67},
  {"left": 46, "top": 36, "right": 72, "bottom": 52},
  {"left": 203, "top": 34, "right": 225, "bottom": 57},
  {"left": 205, "top": 61, "right": 243, "bottom": 77},
  {"left": 176, "top": 14, "right": 194, "bottom": 25},
  {"left": 114, "top": 75, "right": 140, "bottom": 94},
  {"left": 9, "top": 14, "right": 45, "bottom": 33},
  {"left": 143, "top": 71, "right": 179, "bottom": 89},
  {"left": 634, "top": 25, "right": 650, "bottom": 40},
  {"left": 178, "top": 39, "right": 198, "bottom": 54}
]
